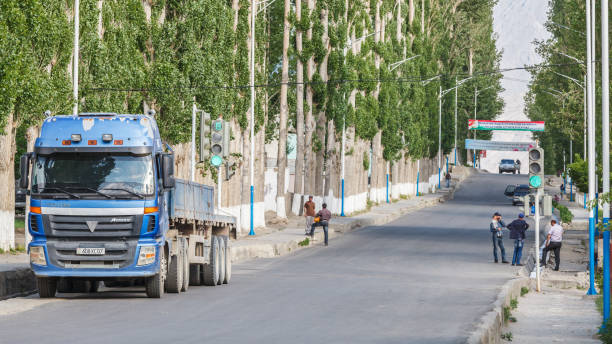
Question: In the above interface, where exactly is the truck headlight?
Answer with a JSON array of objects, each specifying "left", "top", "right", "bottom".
[
  {"left": 137, "top": 246, "right": 156, "bottom": 266},
  {"left": 30, "top": 246, "right": 47, "bottom": 266}
]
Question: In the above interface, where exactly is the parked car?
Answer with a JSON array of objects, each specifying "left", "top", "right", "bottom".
[
  {"left": 15, "top": 179, "right": 26, "bottom": 210},
  {"left": 499, "top": 159, "right": 518, "bottom": 174}
]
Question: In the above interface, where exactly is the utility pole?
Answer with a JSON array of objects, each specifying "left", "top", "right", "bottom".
[
  {"left": 249, "top": 0, "right": 256, "bottom": 235},
  {"left": 473, "top": 87, "right": 477, "bottom": 167},
  {"left": 586, "top": 0, "right": 597, "bottom": 295},
  {"left": 454, "top": 77, "right": 458, "bottom": 166},
  {"left": 191, "top": 103, "right": 196, "bottom": 182},
  {"left": 438, "top": 85, "right": 442, "bottom": 189},
  {"left": 72, "top": 0, "right": 79, "bottom": 116},
  {"left": 601, "top": 0, "right": 610, "bottom": 322}
]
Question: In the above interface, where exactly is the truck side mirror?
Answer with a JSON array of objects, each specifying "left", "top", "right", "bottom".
[
  {"left": 162, "top": 153, "right": 175, "bottom": 189},
  {"left": 19, "top": 155, "right": 29, "bottom": 189}
]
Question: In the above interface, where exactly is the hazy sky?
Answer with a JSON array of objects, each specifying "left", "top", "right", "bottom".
[{"left": 480, "top": 0, "right": 550, "bottom": 173}]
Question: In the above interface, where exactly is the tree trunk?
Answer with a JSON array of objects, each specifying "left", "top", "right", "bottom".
[
  {"left": 304, "top": 0, "right": 316, "bottom": 198},
  {"left": 421, "top": 0, "right": 425, "bottom": 34},
  {"left": 24, "top": 126, "right": 39, "bottom": 247},
  {"left": 314, "top": 6, "right": 329, "bottom": 198},
  {"left": 0, "top": 113, "right": 17, "bottom": 251},
  {"left": 276, "top": 0, "right": 290, "bottom": 218},
  {"left": 293, "top": 0, "right": 305, "bottom": 214}
]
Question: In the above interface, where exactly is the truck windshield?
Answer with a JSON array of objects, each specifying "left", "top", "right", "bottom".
[{"left": 32, "top": 153, "right": 155, "bottom": 197}]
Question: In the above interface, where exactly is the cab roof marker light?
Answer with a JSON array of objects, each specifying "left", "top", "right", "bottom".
[
  {"left": 102, "top": 134, "right": 113, "bottom": 142},
  {"left": 71, "top": 134, "right": 81, "bottom": 142}
]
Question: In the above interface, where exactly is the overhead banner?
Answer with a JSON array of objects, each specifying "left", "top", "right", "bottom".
[
  {"left": 468, "top": 120, "right": 545, "bottom": 132},
  {"left": 465, "top": 139, "right": 535, "bottom": 151}
]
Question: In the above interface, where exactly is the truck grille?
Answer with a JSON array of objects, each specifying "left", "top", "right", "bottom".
[
  {"left": 42, "top": 215, "right": 143, "bottom": 238},
  {"left": 46, "top": 239, "right": 137, "bottom": 269}
]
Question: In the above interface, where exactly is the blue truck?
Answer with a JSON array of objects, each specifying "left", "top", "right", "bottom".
[{"left": 19, "top": 112, "right": 236, "bottom": 298}]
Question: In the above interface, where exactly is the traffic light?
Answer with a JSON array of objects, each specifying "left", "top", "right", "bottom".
[
  {"left": 528, "top": 147, "right": 544, "bottom": 188},
  {"left": 199, "top": 111, "right": 211, "bottom": 162},
  {"left": 210, "top": 118, "right": 230, "bottom": 167}
]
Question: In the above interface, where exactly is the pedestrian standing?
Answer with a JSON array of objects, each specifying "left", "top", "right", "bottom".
[
  {"left": 445, "top": 171, "right": 451, "bottom": 188},
  {"left": 490, "top": 212, "right": 509, "bottom": 263},
  {"left": 310, "top": 203, "right": 331, "bottom": 246},
  {"left": 541, "top": 219, "right": 563, "bottom": 271},
  {"left": 507, "top": 213, "right": 529, "bottom": 266},
  {"left": 303, "top": 196, "right": 316, "bottom": 235}
]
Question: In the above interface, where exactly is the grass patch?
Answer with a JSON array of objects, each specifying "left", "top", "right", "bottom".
[
  {"left": 400, "top": 195, "right": 408, "bottom": 200},
  {"left": 298, "top": 238, "right": 310, "bottom": 247},
  {"left": 503, "top": 306, "right": 512, "bottom": 323},
  {"left": 0, "top": 246, "right": 26, "bottom": 255},
  {"left": 509, "top": 316, "right": 517, "bottom": 323},
  {"left": 501, "top": 332, "right": 513, "bottom": 341},
  {"left": 14, "top": 217, "right": 25, "bottom": 230},
  {"left": 552, "top": 200, "right": 574, "bottom": 224},
  {"left": 510, "top": 298, "right": 518, "bottom": 310},
  {"left": 520, "top": 286, "right": 529, "bottom": 297}
]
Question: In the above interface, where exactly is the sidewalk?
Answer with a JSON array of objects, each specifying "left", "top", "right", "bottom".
[
  {"left": 501, "top": 189, "right": 602, "bottom": 343},
  {"left": 0, "top": 167, "right": 474, "bottom": 299}
]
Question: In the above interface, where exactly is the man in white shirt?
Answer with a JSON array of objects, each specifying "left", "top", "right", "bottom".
[{"left": 541, "top": 219, "right": 563, "bottom": 271}]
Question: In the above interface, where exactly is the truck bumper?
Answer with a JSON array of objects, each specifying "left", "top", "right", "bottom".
[{"left": 29, "top": 239, "right": 162, "bottom": 279}]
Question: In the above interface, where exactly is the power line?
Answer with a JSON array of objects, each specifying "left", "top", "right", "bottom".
[{"left": 83, "top": 61, "right": 586, "bottom": 93}]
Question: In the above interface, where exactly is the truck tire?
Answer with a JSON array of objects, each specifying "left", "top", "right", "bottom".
[
  {"left": 89, "top": 280, "right": 100, "bottom": 293},
  {"left": 203, "top": 236, "right": 220, "bottom": 286},
  {"left": 181, "top": 246, "right": 189, "bottom": 292},
  {"left": 166, "top": 251, "right": 183, "bottom": 293},
  {"left": 223, "top": 237, "right": 231, "bottom": 284},
  {"left": 145, "top": 249, "right": 166, "bottom": 298},
  {"left": 217, "top": 243, "right": 226, "bottom": 286},
  {"left": 189, "top": 264, "right": 201, "bottom": 286},
  {"left": 37, "top": 277, "right": 57, "bottom": 298},
  {"left": 71, "top": 280, "right": 92, "bottom": 293}
]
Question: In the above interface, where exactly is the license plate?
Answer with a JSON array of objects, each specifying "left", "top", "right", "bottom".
[{"left": 76, "top": 248, "right": 105, "bottom": 255}]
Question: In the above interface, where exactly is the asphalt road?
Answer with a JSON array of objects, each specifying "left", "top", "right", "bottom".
[{"left": 0, "top": 172, "right": 530, "bottom": 344}]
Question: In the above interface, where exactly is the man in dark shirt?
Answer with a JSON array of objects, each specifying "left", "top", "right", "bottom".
[
  {"left": 309, "top": 203, "right": 332, "bottom": 246},
  {"left": 304, "top": 196, "right": 316, "bottom": 235},
  {"left": 507, "top": 213, "right": 529, "bottom": 266}
]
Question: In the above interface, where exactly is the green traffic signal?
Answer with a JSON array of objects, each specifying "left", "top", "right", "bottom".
[
  {"left": 211, "top": 155, "right": 223, "bottom": 167},
  {"left": 529, "top": 175, "right": 542, "bottom": 188}
]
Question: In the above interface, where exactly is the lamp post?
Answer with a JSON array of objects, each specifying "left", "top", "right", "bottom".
[
  {"left": 438, "top": 76, "right": 473, "bottom": 186},
  {"left": 586, "top": 0, "right": 597, "bottom": 295},
  {"left": 601, "top": 0, "right": 610, "bottom": 324},
  {"left": 473, "top": 85, "right": 494, "bottom": 167},
  {"left": 249, "top": 0, "right": 256, "bottom": 235}
]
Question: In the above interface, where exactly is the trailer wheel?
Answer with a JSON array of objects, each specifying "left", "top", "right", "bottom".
[
  {"left": 37, "top": 277, "right": 57, "bottom": 298},
  {"left": 189, "top": 264, "right": 201, "bottom": 286},
  {"left": 217, "top": 241, "right": 226, "bottom": 286},
  {"left": 181, "top": 245, "right": 189, "bottom": 292},
  {"left": 203, "top": 236, "right": 220, "bottom": 286},
  {"left": 146, "top": 250, "right": 166, "bottom": 298},
  {"left": 223, "top": 236, "right": 231, "bottom": 284},
  {"left": 166, "top": 251, "right": 184, "bottom": 293}
]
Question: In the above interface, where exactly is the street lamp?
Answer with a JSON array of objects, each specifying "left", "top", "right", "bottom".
[
  {"left": 472, "top": 85, "right": 494, "bottom": 167},
  {"left": 389, "top": 55, "right": 420, "bottom": 71},
  {"left": 438, "top": 76, "right": 473, "bottom": 188},
  {"left": 341, "top": 31, "right": 380, "bottom": 216}
]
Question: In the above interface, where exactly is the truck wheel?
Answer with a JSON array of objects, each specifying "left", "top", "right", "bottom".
[
  {"left": 37, "top": 277, "right": 57, "bottom": 298},
  {"left": 223, "top": 237, "right": 231, "bottom": 284},
  {"left": 146, "top": 249, "right": 166, "bottom": 298},
  {"left": 203, "top": 236, "right": 220, "bottom": 286},
  {"left": 189, "top": 264, "right": 201, "bottom": 286},
  {"left": 166, "top": 251, "right": 184, "bottom": 293},
  {"left": 181, "top": 246, "right": 189, "bottom": 292},
  {"left": 89, "top": 280, "right": 100, "bottom": 293},
  {"left": 217, "top": 242, "right": 226, "bottom": 286},
  {"left": 71, "top": 280, "right": 92, "bottom": 293}
]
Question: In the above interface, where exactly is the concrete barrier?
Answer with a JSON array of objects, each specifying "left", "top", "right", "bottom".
[{"left": 0, "top": 267, "right": 36, "bottom": 300}]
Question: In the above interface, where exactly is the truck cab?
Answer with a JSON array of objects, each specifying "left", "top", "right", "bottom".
[{"left": 21, "top": 112, "right": 234, "bottom": 298}]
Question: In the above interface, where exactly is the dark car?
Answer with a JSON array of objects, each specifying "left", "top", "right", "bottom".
[
  {"left": 504, "top": 184, "right": 531, "bottom": 205},
  {"left": 15, "top": 179, "right": 26, "bottom": 210}
]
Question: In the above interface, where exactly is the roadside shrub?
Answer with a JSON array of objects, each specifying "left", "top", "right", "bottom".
[{"left": 552, "top": 200, "right": 573, "bottom": 224}]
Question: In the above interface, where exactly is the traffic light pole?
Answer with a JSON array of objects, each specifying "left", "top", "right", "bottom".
[{"left": 535, "top": 187, "right": 541, "bottom": 292}]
